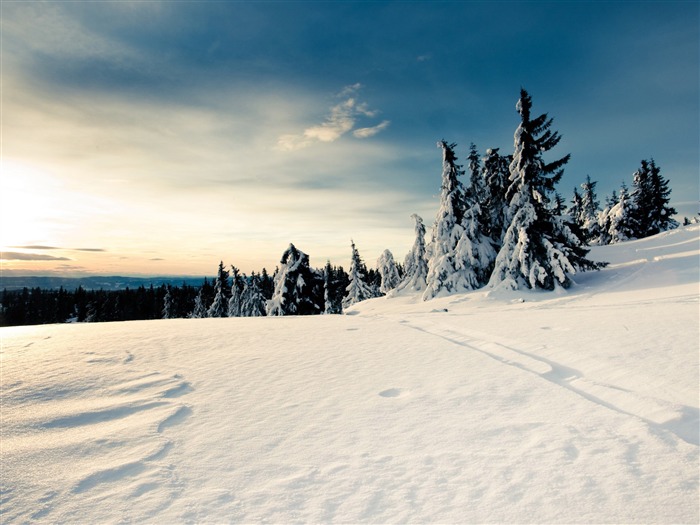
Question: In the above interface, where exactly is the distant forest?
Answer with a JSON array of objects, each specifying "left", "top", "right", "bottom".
[{"left": 3, "top": 89, "right": 692, "bottom": 328}]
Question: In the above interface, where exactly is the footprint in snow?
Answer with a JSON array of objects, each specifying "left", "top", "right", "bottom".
[{"left": 379, "top": 388, "right": 409, "bottom": 398}]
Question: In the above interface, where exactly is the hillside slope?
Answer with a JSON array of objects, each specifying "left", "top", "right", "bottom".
[{"left": 2, "top": 225, "right": 698, "bottom": 523}]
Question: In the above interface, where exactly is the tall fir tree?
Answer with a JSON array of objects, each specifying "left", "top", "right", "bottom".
[
  {"left": 489, "top": 89, "right": 599, "bottom": 290},
  {"left": 342, "top": 240, "right": 375, "bottom": 309}
]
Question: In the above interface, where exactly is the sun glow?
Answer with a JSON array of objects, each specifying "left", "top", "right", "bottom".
[{"left": 0, "top": 160, "right": 65, "bottom": 249}]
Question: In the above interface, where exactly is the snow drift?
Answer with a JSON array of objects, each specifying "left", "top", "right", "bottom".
[{"left": 1, "top": 225, "right": 698, "bottom": 523}]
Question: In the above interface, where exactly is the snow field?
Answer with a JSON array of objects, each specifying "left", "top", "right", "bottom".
[{"left": 1, "top": 225, "right": 698, "bottom": 523}]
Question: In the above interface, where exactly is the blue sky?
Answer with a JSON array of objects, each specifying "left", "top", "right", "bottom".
[{"left": 2, "top": 1, "right": 698, "bottom": 276}]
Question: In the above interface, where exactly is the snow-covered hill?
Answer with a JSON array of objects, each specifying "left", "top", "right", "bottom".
[{"left": 2, "top": 226, "right": 699, "bottom": 523}]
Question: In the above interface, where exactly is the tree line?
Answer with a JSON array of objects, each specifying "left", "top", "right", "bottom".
[{"left": 2, "top": 88, "right": 684, "bottom": 326}]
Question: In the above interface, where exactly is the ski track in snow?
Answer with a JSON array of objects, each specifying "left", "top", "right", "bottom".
[{"left": 398, "top": 318, "right": 699, "bottom": 447}]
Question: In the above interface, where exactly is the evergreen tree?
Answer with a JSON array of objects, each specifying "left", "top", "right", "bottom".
[
  {"left": 553, "top": 192, "right": 567, "bottom": 215},
  {"left": 467, "top": 142, "right": 485, "bottom": 203},
  {"left": 208, "top": 261, "right": 229, "bottom": 318},
  {"left": 342, "top": 240, "right": 375, "bottom": 309},
  {"left": 396, "top": 214, "right": 429, "bottom": 292},
  {"left": 240, "top": 274, "right": 266, "bottom": 317},
  {"left": 266, "top": 244, "right": 323, "bottom": 316},
  {"left": 606, "top": 184, "right": 637, "bottom": 243},
  {"left": 489, "top": 89, "right": 599, "bottom": 290},
  {"left": 162, "top": 285, "right": 174, "bottom": 319},
  {"left": 377, "top": 249, "right": 401, "bottom": 294},
  {"left": 631, "top": 159, "right": 677, "bottom": 237},
  {"left": 227, "top": 266, "right": 242, "bottom": 317},
  {"left": 481, "top": 147, "right": 511, "bottom": 242},
  {"left": 569, "top": 187, "right": 583, "bottom": 226},
  {"left": 190, "top": 289, "right": 207, "bottom": 318},
  {"left": 424, "top": 141, "right": 494, "bottom": 299},
  {"left": 323, "top": 261, "right": 343, "bottom": 314},
  {"left": 579, "top": 175, "right": 601, "bottom": 243}
]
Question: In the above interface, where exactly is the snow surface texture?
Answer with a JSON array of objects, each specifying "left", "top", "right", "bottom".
[{"left": 2, "top": 225, "right": 699, "bottom": 523}]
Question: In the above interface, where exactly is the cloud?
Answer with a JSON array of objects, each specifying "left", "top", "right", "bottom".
[
  {"left": 10, "top": 245, "right": 105, "bottom": 252},
  {"left": 353, "top": 120, "right": 391, "bottom": 139},
  {"left": 277, "top": 84, "right": 390, "bottom": 151},
  {"left": 1, "top": 252, "right": 72, "bottom": 261}
]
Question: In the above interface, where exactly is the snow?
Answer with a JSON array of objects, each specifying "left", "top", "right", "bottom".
[{"left": 2, "top": 225, "right": 699, "bottom": 523}]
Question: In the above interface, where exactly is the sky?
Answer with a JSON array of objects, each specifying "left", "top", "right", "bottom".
[{"left": 1, "top": 1, "right": 698, "bottom": 277}]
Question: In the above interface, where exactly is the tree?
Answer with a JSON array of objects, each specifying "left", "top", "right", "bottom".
[
  {"left": 579, "top": 175, "right": 601, "bottom": 243},
  {"left": 396, "top": 213, "right": 428, "bottom": 293},
  {"left": 227, "top": 266, "right": 242, "bottom": 317},
  {"left": 489, "top": 89, "right": 600, "bottom": 290},
  {"left": 162, "top": 285, "right": 174, "bottom": 319},
  {"left": 190, "top": 289, "right": 207, "bottom": 318},
  {"left": 266, "top": 244, "right": 323, "bottom": 316},
  {"left": 631, "top": 159, "right": 677, "bottom": 237},
  {"left": 377, "top": 249, "right": 401, "bottom": 294},
  {"left": 240, "top": 274, "right": 266, "bottom": 317},
  {"left": 606, "top": 184, "right": 636, "bottom": 243},
  {"left": 342, "top": 240, "right": 375, "bottom": 309},
  {"left": 208, "top": 261, "right": 229, "bottom": 318},
  {"left": 481, "top": 147, "right": 511, "bottom": 243},
  {"left": 424, "top": 141, "right": 494, "bottom": 299}
]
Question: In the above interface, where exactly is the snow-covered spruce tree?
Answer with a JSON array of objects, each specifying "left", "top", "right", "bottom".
[
  {"left": 489, "top": 89, "right": 600, "bottom": 290},
  {"left": 190, "top": 289, "right": 207, "bottom": 318},
  {"left": 227, "top": 266, "right": 242, "bottom": 317},
  {"left": 207, "top": 261, "right": 229, "bottom": 318},
  {"left": 424, "top": 141, "right": 495, "bottom": 299},
  {"left": 240, "top": 273, "right": 266, "bottom": 317},
  {"left": 323, "top": 261, "right": 342, "bottom": 314},
  {"left": 266, "top": 244, "right": 323, "bottom": 316},
  {"left": 467, "top": 142, "right": 486, "bottom": 204},
  {"left": 481, "top": 147, "right": 511, "bottom": 243},
  {"left": 396, "top": 213, "right": 428, "bottom": 292},
  {"left": 606, "top": 184, "right": 637, "bottom": 243},
  {"left": 630, "top": 159, "right": 677, "bottom": 237},
  {"left": 377, "top": 249, "right": 401, "bottom": 294},
  {"left": 579, "top": 175, "right": 601, "bottom": 243},
  {"left": 162, "top": 285, "right": 173, "bottom": 319},
  {"left": 342, "top": 240, "right": 375, "bottom": 309}
]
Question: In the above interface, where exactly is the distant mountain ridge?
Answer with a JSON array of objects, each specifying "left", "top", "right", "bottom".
[{"left": 0, "top": 275, "right": 211, "bottom": 291}]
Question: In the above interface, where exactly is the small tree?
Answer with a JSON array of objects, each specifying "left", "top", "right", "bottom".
[
  {"left": 631, "top": 159, "right": 677, "bottom": 237},
  {"left": 240, "top": 274, "right": 266, "bottom": 317},
  {"left": 227, "top": 266, "right": 242, "bottom": 317},
  {"left": 342, "top": 240, "right": 375, "bottom": 309},
  {"left": 579, "top": 175, "right": 601, "bottom": 243},
  {"left": 207, "top": 261, "right": 229, "bottom": 318},
  {"left": 606, "top": 185, "right": 636, "bottom": 243},
  {"left": 190, "top": 289, "right": 207, "bottom": 319},
  {"left": 266, "top": 244, "right": 323, "bottom": 316},
  {"left": 396, "top": 214, "right": 428, "bottom": 293},
  {"left": 377, "top": 249, "right": 401, "bottom": 294},
  {"left": 162, "top": 285, "right": 174, "bottom": 319}
]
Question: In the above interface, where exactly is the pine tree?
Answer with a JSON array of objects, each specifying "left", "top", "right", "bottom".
[
  {"left": 482, "top": 147, "right": 511, "bottom": 243},
  {"left": 490, "top": 89, "right": 599, "bottom": 290},
  {"left": 606, "top": 184, "right": 636, "bottom": 243},
  {"left": 467, "top": 142, "right": 485, "bottom": 204},
  {"left": 266, "top": 244, "right": 323, "bottom": 316},
  {"left": 569, "top": 187, "right": 583, "bottom": 227},
  {"left": 240, "top": 274, "right": 266, "bottom": 317},
  {"left": 162, "top": 285, "right": 174, "bottom": 319},
  {"left": 631, "top": 159, "right": 677, "bottom": 237},
  {"left": 342, "top": 240, "right": 375, "bottom": 309},
  {"left": 190, "top": 289, "right": 207, "bottom": 318},
  {"left": 424, "top": 141, "right": 494, "bottom": 299},
  {"left": 227, "top": 267, "right": 242, "bottom": 317},
  {"left": 396, "top": 214, "right": 429, "bottom": 293},
  {"left": 207, "top": 261, "right": 229, "bottom": 318},
  {"left": 377, "top": 249, "right": 401, "bottom": 294},
  {"left": 323, "top": 261, "right": 343, "bottom": 314},
  {"left": 579, "top": 175, "right": 601, "bottom": 243}
]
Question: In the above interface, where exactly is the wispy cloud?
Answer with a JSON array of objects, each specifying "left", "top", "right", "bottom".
[
  {"left": 10, "top": 245, "right": 105, "bottom": 252},
  {"left": 277, "top": 84, "right": 390, "bottom": 151},
  {"left": 1, "top": 252, "right": 72, "bottom": 261},
  {"left": 353, "top": 120, "right": 391, "bottom": 139}
]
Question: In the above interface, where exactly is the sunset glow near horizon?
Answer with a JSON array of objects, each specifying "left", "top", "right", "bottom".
[{"left": 2, "top": 1, "right": 698, "bottom": 278}]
